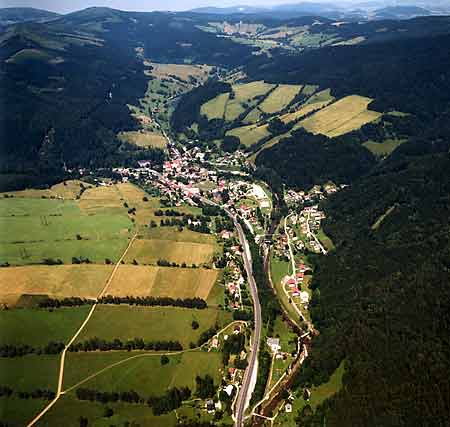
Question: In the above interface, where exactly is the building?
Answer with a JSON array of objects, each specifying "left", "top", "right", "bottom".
[{"left": 267, "top": 337, "right": 281, "bottom": 353}]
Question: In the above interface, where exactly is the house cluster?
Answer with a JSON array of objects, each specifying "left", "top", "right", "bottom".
[
  {"left": 223, "top": 257, "right": 246, "bottom": 311},
  {"left": 282, "top": 263, "right": 311, "bottom": 308},
  {"left": 284, "top": 182, "right": 342, "bottom": 207}
]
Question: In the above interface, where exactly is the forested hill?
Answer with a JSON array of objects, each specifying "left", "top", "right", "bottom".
[
  {"left": 294, "top": 142, "right": 450, "bottom": 426},
  {"left": 0, "top": 7, "right": 255, "bottom": 189}
]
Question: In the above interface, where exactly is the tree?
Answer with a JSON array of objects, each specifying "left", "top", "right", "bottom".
[
  {"left": 191, "top": 320, "right": 199, "bottom": 330},
  {"left": 103, "top": 407, "right": 114, "bottom": 418},
  {"left": 79, "top": 416, "right": 88, "bottom": 427},
  {"left": 160, "top": 355, "right": 169, "bottom": 365},
  {"left": 221, "top": 135, "right": 240, "bottom": 153}
]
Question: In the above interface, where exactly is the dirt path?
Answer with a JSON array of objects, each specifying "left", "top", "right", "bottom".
[{"left": 26, "top": 234, "right": 137, "bottom": 427}]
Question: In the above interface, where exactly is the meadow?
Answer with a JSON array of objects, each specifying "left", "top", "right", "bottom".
[
  {"left": 63, "top": 350, "right": 223, "bottom": 396},
  {"left": 259, "top": 84, "right": 302, "bottom": 114},
  {"left": 117, "top": 130, "right": 167, "bottom": 149},
  {"left": 226, "top": 123, "right": 270, "bottom": 147},
  {"left": 363, "top": 138, "right": 406, "bottom": 157},
  {"left": 300, "top": 95, "right": 382, "bottom": 137},
  {"left": 200, "top": 92, "right": 229, "bottom": 120},
  {"left": 0, "top": 306, "right": 91, "bottom": 346},
  {"left": 74, "top": 305, "right": 231, "bottom": 347}
]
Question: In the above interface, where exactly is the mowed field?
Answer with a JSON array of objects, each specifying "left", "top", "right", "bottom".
[
  {"left": 226, "top": 123, "right": 270, "bottom": 147},
  {"left": 300, "top": 95, "right": 382, "bottom": 137},
  {"left": 106, "top": 265, "right": 219, "bottom": 301},
  {"left": 74, "top": 305, "right": 230, "bottom": 347},
  {"left": 0, "top": 264, "right": 112, "bottom": 306},
  {"left": 200, "top": 92, "right": 229, "bottom": 120},
  {"left": 117, "top": 130, "right": 167, "bottom": 149},
  {"left": 0, "top": 306, "right": 91, "bottom": 346},
  {"left": 258, "top": 84, "right": 302, "bottom": 114}
]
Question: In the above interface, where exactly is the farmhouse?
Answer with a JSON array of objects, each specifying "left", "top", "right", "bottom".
[{"left": 267, "top": 337, "right": 281, "bottom": 353}]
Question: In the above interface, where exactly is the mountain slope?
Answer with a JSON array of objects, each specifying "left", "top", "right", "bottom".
[{"left": 0, "top": 7, "right": 59, "bottom": 26}]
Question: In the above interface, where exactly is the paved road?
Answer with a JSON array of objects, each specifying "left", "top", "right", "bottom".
[
  {"left": 230, "top": 211, "right": 262, "bottom": 427},
  {"left": 148, "top": 170, "right": 263, "bottom": 427}
]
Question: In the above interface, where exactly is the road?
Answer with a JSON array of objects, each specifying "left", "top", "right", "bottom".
[
  {"left": 26, "top": 234, "right": 137, "bottom": 427},
  {"left": 148, "top": 170, "right": 263, "bottom": 427},
  {"left": 230, "top": 210, "right": 262, "bottom": 427}
]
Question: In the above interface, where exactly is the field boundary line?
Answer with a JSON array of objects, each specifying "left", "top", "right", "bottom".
[{"left": 26, "top": 234, "right": 137, "bottom": 427}]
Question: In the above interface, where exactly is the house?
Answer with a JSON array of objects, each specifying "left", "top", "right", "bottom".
[
  {"left": 285, "top": 403, "right": 293, "bottom": 413},
  {"left": 233, "top": 325, "right": 241, "bottom": 334},
  {"left": 287, "top": 278, "right": 297, "bottom": 287},
  {"left": 300, "top": 291, "right": 310, "bottom": 304},
  {"left": 220, "top": 230, "right": 233, "bottom": 240},
  {"left": 224, "top": 384, "right": 234, "bottom": 397},
  {"left": 206, "top": 399, "right": 215, "bottom": 413},
  {"left": 267, "top": 337, "right": 281, "bottom": 353},
  {"left": 210, "top": 337, "right": 219, "bottom": 349},
  {"left": 228, "top": 367, "right": 237, "bottom": 381}
]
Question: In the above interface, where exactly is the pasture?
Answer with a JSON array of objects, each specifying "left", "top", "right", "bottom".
[
  {"left": 0, "top": 307, "right": 90, "bottom": 346},
  {"left": 74, "top": 305, "right": 230, "bottom": 347},
  {"left": 106, "top": 265, "right": 219, "bottom": 300},
  {"left": 226, "top": 123, "right": 270, "bottom": 147},
  {"left": 0, "top": 265, "right": 113, "bottom": 306},
  {"left": 138, "top": 226, "right": 214, "bottom": 243},
  {"left": 146, "top": 62, "right": 211, "bottom": 84},
  {"left": 300, "top": 95, "right": 382, "bottom": 137},
  {"left": 259, "top": 84, "right": 302, "bottom": 114},
  {"left": 363, "top": 138, "right": 406, "bottom": 157},
  {"left": 200, "top": 92, "right": 229, "bottom": 120},
  {"left": 40, "top": 394, "right": 177, "bottom": 427},
  {"left": 117, "top": 130, "right": 167, "bottom": 149},
  {"left": 8, "top": 180, "right": 92, "bottom": 200},
  {"left": 64, "top": 351, "right": 223, "bottom": 396}
]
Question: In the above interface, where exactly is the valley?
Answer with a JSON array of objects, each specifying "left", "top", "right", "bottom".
[{"left": 1, "top": 4, "right": 450, "bottom": 427}]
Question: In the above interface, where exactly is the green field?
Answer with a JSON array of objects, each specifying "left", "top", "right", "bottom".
[
  {"left": 0, "top": 397, "right": 47, "bottom": 427},
  {"left": 0, "top": 196, "right": 132, "bottom": 266},
  {"left": 64, "top": 350, "right": 223, "bottom": 396},
  {"left": 75, "top": 305, "right": 231, "bottom": 347},
  {"left": 226, "top": 123, "right": 270, "bottom": 147},
  {"left": 0, "top": 355, "right": 59, "bottom": 391},
  {"left": 363, "top": 138, "right": 406, "bottom": 157},
  {"left": 200, "top": 92, "right": 229, "bottom": 120},
  {"left": 40, "top": 394, "right": 176, "bottom": 427},
  {"left": 274, "top": 360, "right": 346, "bottom": 426},
  {"left": 259, "top": 84, "right": 302, "bottom": 114},
  {"left": 0, "top": 307, "right": 90, "bottom": 347}
]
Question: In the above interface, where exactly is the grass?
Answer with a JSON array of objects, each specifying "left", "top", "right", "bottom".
[
  {"left": 274, "top": 360, "right": 346, "bottom": 426},
  {"left": 0, "top": 397, "right": 46, "bottom": 426},
  {"left": 363, "top": 138, "right": 406, "bottom": 157},
  {"left": 64, "top": 350, "right": 223, "bottom": 396},
  {"left": 106, "top": 265, "right": 219, "bottom": 300},
  {"left": 226, "top": 123, "right": 270, "bottom": 147},
  {"left": 300, "top": 95, "right": 382, "bottom": 138},
  {"left": 40, "top": 394, "right": 177, "bottom": 427},
  {"left": 9, "top": 180, "right": 93, "bottom": 200},
  {"left": 0, "top": 265, "right": 113, "bottom": 306},
  {"left": 147, "top": 62, "right": 211, "bottom": 83},
  {"left": 74, "top": 305, "right": 231, "bottom": 347},
  {"left": 316, "top": 229, "right": 335, "bottom": 251},
  {"left": 117, "top": 130, "right": 167, "bottom": 149},
  {"left": 0, "top": 355, "right": 60, "bottom": 391},
  {"left": 0, "top": 306, "right": 91, "bottom": 346},
  {"left": 137, "top": 226, "right": 213, "bottom": 243},
  {"left": 124, "top": 238, "right": 216, "bottom": 265},
  {"left": 200, "top": 93, "right": 229, "bottom": 120},
  {"left": 259, "top": 85, "right": 302, "bottom": 114}
]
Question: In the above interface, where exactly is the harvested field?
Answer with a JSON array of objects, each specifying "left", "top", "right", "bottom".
[
  {"left": 124, "top": 238, "right": 216, "bottom": 265},
  {"left": 300, "top": 95, "right": 382, "bottom": 137},
  {"left": 106, "top": 265, "right": 219, "bottom": 300},
  {"left": 0, "top": 265, "right": 113, "bottom": 306}
]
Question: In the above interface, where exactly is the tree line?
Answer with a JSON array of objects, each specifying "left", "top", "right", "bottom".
[
  {"left": 68, "top": 337, "right": 183, "bottom": 353},
  {"left": 98, "top": 295, "right": 207, "bottom": 310},
  {"left": 0, "top": 386, "right": 55, "bottom": 401},
  {"left": 0, "top": 341, "right": 64, "bottom": 358}
]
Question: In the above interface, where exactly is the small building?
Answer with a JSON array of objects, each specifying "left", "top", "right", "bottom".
[
  {"left": 285, "top": 403, "right": 293, "bottom": 413},
  {"left": 224, "top": 384, "right": 234, "bottom": 397},
  {"left": 206, "top": 399, "right": 215, "bottom": 413},
  {"left": 267, "top": 337, "right": 281, "bottom": 353}
]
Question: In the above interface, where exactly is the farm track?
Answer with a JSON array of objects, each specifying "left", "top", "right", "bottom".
[{"left": 26, "top": 234, "right": 138, "bottom": 427}]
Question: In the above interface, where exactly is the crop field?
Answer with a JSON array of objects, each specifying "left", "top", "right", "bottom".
[
  {"left": 74, "top": 305, "right": 230, "bottom": 347},
  {"left": 106, "top": 265, "right": 219, "bottom": 300},
  {"left": 226, "top": 123, "right": 270, "bottom": 147},
  {"left": 124, "top": 238, "right": 216, "bottom": 265},
  {"left": 200, "top": 92, "right": 229, "bottom": 120},
  {"left": 259, "top": 84, "right": 302, "bottom": 114},
  {"left": 117, "top": 130, "right": 167, "bottom": 148},
  {"left": 0, "top": 265, "right": 112, "bottom": 306},
  {"left": 300, "top": 95, "right": 382, "bottom": 137},
  {"left": 40, "top": 394, "right": 177, "bottom": 427},
  {"left": 0, "top": 307, "right": 90, "bottom": 346},
  {"left": 64, "top": 350, "right": 223, "bottom": 397}
]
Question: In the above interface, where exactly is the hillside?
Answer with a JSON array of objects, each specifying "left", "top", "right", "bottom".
[{"left": 0, "top": 7, "right": 60, "bottom": 26}]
